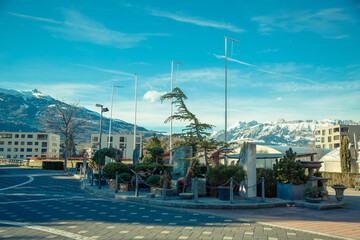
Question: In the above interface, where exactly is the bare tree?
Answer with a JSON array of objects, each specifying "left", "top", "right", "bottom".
[{"left": 44, "top": 101, "right": 84, "bottom": 171}]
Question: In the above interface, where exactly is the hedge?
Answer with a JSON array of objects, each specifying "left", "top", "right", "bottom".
[
  {"left": 256, "top": 168, "right": 277, "bottom": 198},
  {"left": 42, "top": 161, "right": 64, "bottom": 170},
  {"left": 319, "top": 172, "right": 358, "bottom": 188}
]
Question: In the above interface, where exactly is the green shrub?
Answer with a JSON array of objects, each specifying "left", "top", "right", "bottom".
[
  {"left": 273, "top": 148, "right": 308, "bottom": 185},
  {"left": 318, "top": 172, "right": 356, "bottom": 188},
  {"left": 134, "top": 163, "right": 164, "bottom": 173},
  {"left": 102, "top": 162, "right": 129, "bottom": 179},
  {"left": 303, "top": 186, "right": 323, "bottom": 198},
  {"left": 192, "top": 162, "right": 207, "bottom": 178},
  {"left": 146, "top": 174, "right": 161, "bottom": 186},
  {"left": 92, "top": 148, "right": 121, "bottom": 166},
  {"left": 119, "top": 173, "right": 132, "bottom": 183},
  {"left": 206, "top": 164, "right": 246, "bottom": 186},
  {"left": 256, "top": 168, "right": 277, "bottom": 198},
  {"left": 42, "top": 161, "right": 64, "bottom": 170},
  {"left": 159, "top": 172, "right": 172, "bottom": 189}
]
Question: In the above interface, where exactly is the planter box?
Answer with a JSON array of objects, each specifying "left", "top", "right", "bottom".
[
  {"left": 119, "top": 183, "right": 129, "bottom": 192},
  {"left": 154, "top": 188, "right": 174, "bottom": 197},
  {"left": 218, "top": 187, "right": 230, "bottom": 201},
  {"left": 277, "top": 182, "right": 305, "bottom": 200}
]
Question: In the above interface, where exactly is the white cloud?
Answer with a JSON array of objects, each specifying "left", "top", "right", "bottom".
[
  {"left": 276, "top": 97, "right": 282, "bottom": 101},
  {"left": 143, "top": 90, "right": 167, "bottom": 103},
  {"left": 75, "top": 64, "right": 134, "bottom": 77},
  {"left": 252, "top": 8, "right": 354, "bottom": 37},
  {"left": 150, "top": 9, "right": 244, "bottom": 33},
  {"left": 7, "top": 10, "right": 164, "bottom": 48}
]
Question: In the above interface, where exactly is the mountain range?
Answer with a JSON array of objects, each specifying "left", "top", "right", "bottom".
[
  {"left": 211, "top": 119, "right": 359, "bottom": 146},
  {"left": 0, "top": 88, "right": 154, "bottom": 143},
  {"left": 1, "top": 88, "right": 358, "bottom": 146}
]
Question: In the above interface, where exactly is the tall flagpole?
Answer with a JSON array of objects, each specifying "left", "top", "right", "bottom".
[
  {"left": 224, "top": 36, "right": 239, "bottom": 153},
  {"left": 170, "top": 60, "right": 183, "bottom": 165},
  {"left": 108, "top": 85, "right": 123, "bottom": 148},
  {"left": 133, "top": 74, "right": 138, "bottom": 153}
]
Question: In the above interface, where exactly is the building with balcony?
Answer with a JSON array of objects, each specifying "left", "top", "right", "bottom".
[
  {"left": 90, "top": 134, "right": 142, "bottom": 159},
  {"left": 0, "top": 132, "right": 60, "bottom": 160},
  {"left": 314, "top": 125, "right": 360, "bottom": 149}
]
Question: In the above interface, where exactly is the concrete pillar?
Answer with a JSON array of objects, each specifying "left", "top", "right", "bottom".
[{"left": 247, "top": 143, "right": 257, "bottom": 198}]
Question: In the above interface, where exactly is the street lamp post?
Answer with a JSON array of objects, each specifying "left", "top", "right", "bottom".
[
  {"left": 95, "top": 104, "right": 109, "bottom": 189},
  {"left": 133, "top": 74, "right": 138, "bottom": 163},
  {"left": 224, "top": 36, "right": 239, "bottom": 157},
  {"left": 170, "top": 60, "right": 183, "bottom": 165},
  {"left": 108, "top": 85, "right": 123, "bottom": 148}
]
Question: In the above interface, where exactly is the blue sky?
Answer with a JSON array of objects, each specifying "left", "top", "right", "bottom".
[{"left": 0, "top": 0, "right": 359, "bottom": 133}]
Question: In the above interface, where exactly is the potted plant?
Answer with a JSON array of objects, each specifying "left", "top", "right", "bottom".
[
  {"left": 303, "top": 186, "right": 323, "bottom": 203},
  {"left": 206, "top": 164, "right": 246, "bottom": 200},
  {"left": 331, "top": 184, "right": 347, "bottom": 202},
  {"left": 146, "top": 174, "right": 161, "bottom": 193},
  {"left": 118, "top": 173, "right": 132, "bottom": 192},
  {"left": 273, "top": 148, "right": 308, "bottom": 200},
  {"left": 102, "top": 162, "right": 130, "bottom": 190}
]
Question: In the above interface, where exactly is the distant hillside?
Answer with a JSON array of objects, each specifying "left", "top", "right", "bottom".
[
  {"left": 0, "top": 88, "right": 156, "bottom": 143},
  {"left": 211, "top": 119, "right": 359, "bottom": 146}
]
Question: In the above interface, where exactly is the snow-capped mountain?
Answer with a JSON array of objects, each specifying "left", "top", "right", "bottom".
[
  {"left": 211, "top": 119, "right": 359, "bottom": 146},
  {"left": 0, "top": 88, "right": 155, "bottom": 142}
]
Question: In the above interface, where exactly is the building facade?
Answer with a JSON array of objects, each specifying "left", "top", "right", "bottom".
[
  {"left": 90, "top": 134, "right": 142, "bottom": 159},
  {"left": 314, "top": 125, "right": 360, "bottom": 149},
  {"left": 0, "top": 132, "right": 60, "bottom": 160}
]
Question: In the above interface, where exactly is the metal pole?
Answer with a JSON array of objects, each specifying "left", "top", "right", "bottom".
[
  {"left": 169, "top": 61, "right": 183, "bottom": 165},
  {"left": 91, "top": 169, "right": 94, "bottom": 186},
  {"left": 115, "top": 171, "right": 119, "bottom": 193},
  {"left": 99, "top": 109, "right": 103, "bottom": 190},
  {"left": 134, "top": 74, "right": 138, "bottom": 153},
  {"left": 108, "top": 86, "right": 114, "bottom": 148},
  {"left": 170, "top": 61, "right": 174, "bottom": 166},
  {"left": 135, "top": 173, "right": 139, "bottom": 197},
  {"left": 261, "top": 177, "right": 265, "bottom": 202},
  {"left": 225, "top": 37, "right": 228, "bottom": 150},
  {"left": 230, "top": 177, "right": 233, "bottom": 204},
  {"left": 194, "top": 178, "right": 198, "bottom": 203},
  {"left": 162, "top": 176, "right": 166, "bottom": 201}
]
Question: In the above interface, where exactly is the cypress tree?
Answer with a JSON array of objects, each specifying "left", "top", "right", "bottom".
[{"left": 340, "top": 136, "right": 351, "bottom": 173}]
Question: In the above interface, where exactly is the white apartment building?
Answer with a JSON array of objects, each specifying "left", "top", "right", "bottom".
[
  {"left": 90, "top": 134, "right": 142, "bottom": 159},
  {"left": 314, "top": 125, "right": 360, "bottom": 149},
  {"left": 0, "top": 132, "right": 60, "bottom": 160}
]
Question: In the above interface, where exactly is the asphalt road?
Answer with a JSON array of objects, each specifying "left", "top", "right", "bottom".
[{"left": 0, "top": 166, "right": 343, "bottom": 240}]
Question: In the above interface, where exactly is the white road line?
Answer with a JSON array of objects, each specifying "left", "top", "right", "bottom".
[
  {"left": 0, "top": 196, "right": 86, "bottom": 205},
  {"left": 0, "top": 220, "right": 91, "bottom": 240},
  {"left": 0, "top": 176, "right": 34, "bottom": 191}
]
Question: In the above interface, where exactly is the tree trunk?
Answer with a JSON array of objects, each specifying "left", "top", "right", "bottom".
[{"left": 204, "top": 148, "right": 209, "bottom": 170}]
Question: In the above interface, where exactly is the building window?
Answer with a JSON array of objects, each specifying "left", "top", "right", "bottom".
[
  {"left": 0, "top": 148, "right": 3, "bottom": 152},
  {"left": 7, "top": 148, "right": 11, "bottom": 152},
  {"left": 0, "top": 141, "right": 4, "bottom": 145},
  {"left": 28, "top": 134, "right": 33, "bottom": 138},
  {"left": 322, "top": 130, "right": 326, "bottom": 135},
  {"left": 329, "top": 144, "right": 333, "bottom": 149},
  {"left": 26, "top": 148, "right": 32, "bottom": 152},
  {"left": 329, "top": 129, "right": 333, "bottom": 134},
  {"left": 27, "top": 142, "right": 33, "bottom": 146},
  {"left": 52, "top": 143, "right": 57, "bottom": 147},
  {"left": 334, "top": 128, "right": 339, "bottom": 133},
  {"left": 315, "top": 145, "right": 320, "bottom": 148},
  {"left": 8, "top": 141, "right": 12, "bottom": 145},
  {"left": 321, "top": 137, "right": 325, "bottom": 143},
  {"left": 21, "top": 142, "right": 25, "bottom": 145},
  {"left": 92, "top": 137, "right": 98, "bottom": 142},
  {"left": 20, "top": 155, "right": 24, "bottom": 158},
  {"left": 341, "top": 127, "right": 349, "bottom": 133},
  {"left": 322, "top": 144, "right": 326, "bottom": 148},
  {"left": 21, "top": 134, "right": 25, "bottom": 138},
  {"left": 13, "top": 155, "right": 17, "bottom": 158},
  {"left": 328, "top": 136, "right": 332, "bottom": 142},
  {"left": 7, "top": 155, "right": 11, "bottom": 158},
  {"left": 315, "top": 130, "right": 320, "bottom": 135},
  {"left": 15, "top": 134, "right": 19, "bottom": 138},
  {"left": 35, "top": 142, "right": 39, "bottom": 145},
  {"left": 14, "top": 148, "right": 18, "bottom": 152},
  {"left": 136, "top": 137, "right": 141, "bottom": 143},
  {"left": 15, "top": 141, "right": 18, "bottom": 145},
  {"left": 120, "top": 137, "right": 125, "bottom": 142},
  {"left": 136, "top": 144, "right": 140, "bottom": 149},
  {"left": 315, "top": 138, "right": 320, "bottom": 142},
  {"left": 120, "top": 143, "right": 126, "bottom": 148},
  {"left": 42, "top": 142, "right": 47, "bottom": 147},
  {"left": 20, "top": 148, "right": 24, "bottom": 152},
  {"left": 37, "top": 134, "right": 48, "bottom": 140},
  {"left": 35, "top": 148, "right": 38, "bottom": 152},
  {"left": 41, "top": 149, "right": 47, "bottom": 153},
  {"left": 334, "top": 135, "right": 340, "bottom": 140},
  {"left": 0, "top": 134, "right": 12, "bottom": 138}
]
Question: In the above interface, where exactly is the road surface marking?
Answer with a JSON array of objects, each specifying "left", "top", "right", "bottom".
[
  {"left": 0, "top": 220, "right": 91, "bottom": 240},
  {"left": 0, "top": 176, "right": 34, "bottom": 191}
]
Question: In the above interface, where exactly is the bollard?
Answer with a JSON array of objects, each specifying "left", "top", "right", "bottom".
[
  {"left": 261, "top": 177, "right": 265, "bottom": 202},
  {"left": 135, "top": 174, "right": 139, "bottom": 197},
  {"left": 230, "top": 177, "right": 233, "bottom": 204},
  {"left": 194, "top": 178, "right": 198, "bottom": 203},
  {"left": 91, "top": 169, "right": 94, "bottom": 186},
  {"left": 115, "top": 171, "right": 119, "bottom": 193},
  {"left": 88, "top": 167, "right": 91, "bottom": 183},
  {"left": 162, "top": 176, "right": 166, "bottom": 201}
]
